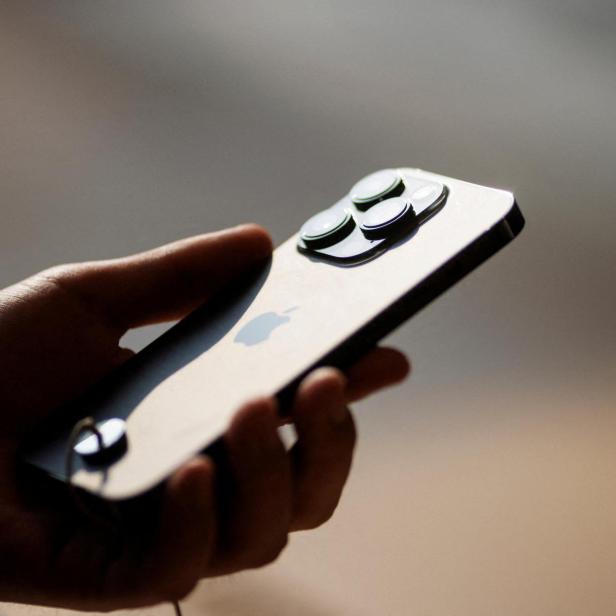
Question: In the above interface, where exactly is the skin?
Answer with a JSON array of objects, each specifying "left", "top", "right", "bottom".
[{"left": 0, "top": 224, "right": 409, "bottom": 610}]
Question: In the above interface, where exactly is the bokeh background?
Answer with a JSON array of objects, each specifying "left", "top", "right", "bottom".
[{"left": 1, "top": 1, "right": 615, "bottom": 615}]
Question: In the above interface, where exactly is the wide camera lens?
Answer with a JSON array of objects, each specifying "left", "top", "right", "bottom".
[{"left": 300, "top": 209, "right": 356, "bottom": 249}]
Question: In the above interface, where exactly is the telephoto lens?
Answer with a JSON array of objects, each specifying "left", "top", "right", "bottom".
[{"left": 350, "top": 169, "right": 404, "bottom": 211}]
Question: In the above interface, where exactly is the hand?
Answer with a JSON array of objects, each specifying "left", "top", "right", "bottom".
[{"left": 0, "top": 225, "right": 409, "bottom": 609}]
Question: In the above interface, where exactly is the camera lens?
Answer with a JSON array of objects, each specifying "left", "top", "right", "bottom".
[
  {"left": 300, "top": 208, "right": 356, "bottom": 249},
  {"left": 359, "top": 197, "right": 416, "bottom": 239},
  {"left": 350, "top": 170, "right": 404, "bottom": 211},
  {"left": 410, "top": 181, "right": 446, "bottom": 215}
]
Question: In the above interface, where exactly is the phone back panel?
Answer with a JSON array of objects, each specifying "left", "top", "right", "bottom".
[{"left": 25, "top": 169, "right": 520, "bottom": 499}]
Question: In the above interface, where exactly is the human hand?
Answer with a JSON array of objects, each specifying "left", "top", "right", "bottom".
[{"left": 0, "top": 225, "right": 409, "bottom": 609}]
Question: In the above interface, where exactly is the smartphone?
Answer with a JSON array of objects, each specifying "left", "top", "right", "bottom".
[{"left": 23, "top": 168, "right": 524, "bottom": 500}]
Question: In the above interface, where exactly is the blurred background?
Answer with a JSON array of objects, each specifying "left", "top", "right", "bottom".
[{"left": 1, "top": 1, "right": 615, "bottom": 615}]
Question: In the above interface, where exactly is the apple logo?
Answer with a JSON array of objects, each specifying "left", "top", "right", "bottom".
[{"left": 234, "top": 307, "right": 299, "bottom": 347}]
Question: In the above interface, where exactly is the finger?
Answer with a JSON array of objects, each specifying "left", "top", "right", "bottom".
[
  {"left": 344, "top": 346, "right": 410, "bottom": 403},
  {"left": 42, "top": 224, "right": 273, "bottom": 331},
  {"left": 290, "top": 368, "right": 356, "bottom": 531},
  {"left": 104, "top": 457, "right": 216, "bottom": 608},
  {"left": 146, "top": 457, "right": 216, "bottom": 602},
  {"left": 210, "top": 398, "right": 291, "bottom": 575}
]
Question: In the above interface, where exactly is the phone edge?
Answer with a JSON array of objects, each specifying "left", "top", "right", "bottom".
[{"left": 275, "top": 201, "right": 525, "bottom": 410}]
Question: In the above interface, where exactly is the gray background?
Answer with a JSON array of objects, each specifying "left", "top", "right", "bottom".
[{"left": 1, "top": 2, "right": 615, "bottom": 615}]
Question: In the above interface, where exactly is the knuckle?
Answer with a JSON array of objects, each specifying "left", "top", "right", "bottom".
[
  {"left": 39, "top": 263, "right": 84, "bottom": 285},
  {"left": 162, "top": 577, "right": 199, "bottom": 603},
  {"left": 30, "top": 263, "right": 91, "bottom": 299},
  {"left": 246, "top": 534, "right": 288, "bottom": 569},
  {"left": 299, "top": 507, "right": 336, "bottom": 531},
  {"left": 294, "top": 493, "right": 342, "bottom": 531}
]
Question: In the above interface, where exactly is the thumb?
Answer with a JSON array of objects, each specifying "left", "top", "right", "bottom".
[{"left": 45, "top": 224, "right": 273, "bottom": 331}]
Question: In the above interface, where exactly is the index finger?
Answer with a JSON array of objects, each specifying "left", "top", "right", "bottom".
[{"left": 44, "top": 224, "right": 272, "bottom": 331}]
